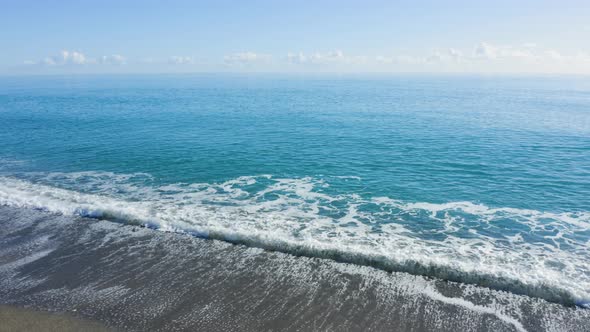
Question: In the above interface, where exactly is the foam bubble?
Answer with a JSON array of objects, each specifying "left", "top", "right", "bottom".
[{"left": 0, "top": 173, "right": 588, "bottom": 307}]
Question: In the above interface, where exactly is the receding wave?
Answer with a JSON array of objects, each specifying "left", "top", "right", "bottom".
[{"left": 0, "top": 172, "right": 588, "bottom": 308}]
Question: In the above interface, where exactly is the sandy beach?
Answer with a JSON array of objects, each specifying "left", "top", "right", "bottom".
[
  {"left": 0, "top": 305, "right": 114, "bottom": 332},
  {"left": 1, "top": 205, "right": 588, "bottom": 331},
  {"left": 0, "top": 305, "right": 111, "bottom": 332}
]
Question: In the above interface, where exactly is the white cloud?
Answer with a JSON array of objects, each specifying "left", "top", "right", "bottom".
[
  {"left": 448, "top": 48, "right": 463, "bottom": 61},
  {"left": 42, "top": 50, "right": 89, "bottom": 66},
  {"left": 23, "top": 44, "right": 590, "bottom": 74},
  {"left": 281, "top": 44, "right": 590, "bottom": 73},
  {"left": 224, "top": 52, "right": 272, "bottom": 65},
  {"left": 425, "top": 51, "right": 443, "bottom": 64},
  {"left": 308, "top": 50, "right": 345, "bottom": 63},
  {"left": 168, "top": 56, "right": 194, "bottom": 65},
  {"left": 465, "top": 42, "right": 590, "bottom": 72},
  {"left": 286, "top": 52, "right": 308, "bottom": 64},
  {"left": 29, "top": 50, "right": 129, "bottom": 67},
  {"left": 545, "top": 50, "right": 563, "bottom": 60},
  {"left": 473, "top": 42, "right": 538, "bottom": 60},
  {"left": 286, "top": 50, "right": 369, "bottom": 65},
  {"left": 474, "top": 42, "right": 499, "bottom": 59},
  {"left": 99, "top": 54, "right": 126, "bottom": 65},
  {"left": 376, "top": 50, "right": 459, "bottom": 66}
]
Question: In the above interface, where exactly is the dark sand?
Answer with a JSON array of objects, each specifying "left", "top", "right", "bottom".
[
  {"left": 0, "top": 205, "right": 588, "bottom": 332},
  {"left": 0, "top": 305, "right": 111, "bottom": 332}
]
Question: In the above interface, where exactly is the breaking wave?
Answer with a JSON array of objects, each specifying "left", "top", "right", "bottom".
[{"left": 0, "top": 172, "right": 588, "bottom": 308}]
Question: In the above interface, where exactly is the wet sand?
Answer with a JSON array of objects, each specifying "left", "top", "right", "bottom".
[
  {"left": 0, "top": 205, "right": 588, "bottom": 331},
  {"left": 0, "top": 305, "right": 111, "bottom": 332}
]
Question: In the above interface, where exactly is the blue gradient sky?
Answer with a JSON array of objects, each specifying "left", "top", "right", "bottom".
[{"left": 1, "top": 0, "right": 589, "bottom": 74}]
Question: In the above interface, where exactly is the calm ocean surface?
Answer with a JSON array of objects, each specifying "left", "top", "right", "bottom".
[{"left": 0, "top": 74, "right": 589, "bottom": 307}]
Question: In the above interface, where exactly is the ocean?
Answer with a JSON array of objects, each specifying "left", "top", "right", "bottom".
[{"left": 0, "top": 74, "right": 589, "bottom": 315}]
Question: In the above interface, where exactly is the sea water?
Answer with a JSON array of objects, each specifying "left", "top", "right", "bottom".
[{"left": 0, "top": 74, "right": 589, "bottom": 307}]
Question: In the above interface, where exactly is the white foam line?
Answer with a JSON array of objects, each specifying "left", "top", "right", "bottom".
[
  {"left": 423, "top": 285, "right": 527, "bottom": 332},
  {"left": 0, "top": 174, "right": 588, "bottom": 307}
]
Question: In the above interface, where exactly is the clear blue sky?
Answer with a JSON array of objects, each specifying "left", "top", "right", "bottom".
[{"left": 1, "top": 0, "right": 589, "bottom": 74}]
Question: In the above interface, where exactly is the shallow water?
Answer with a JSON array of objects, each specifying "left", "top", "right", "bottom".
[
  {"left": 0, "top": 74, "right": 589, "bottom": 307},
  {"left": 2, "top": 205, "right": 589, "bottom": 332}
]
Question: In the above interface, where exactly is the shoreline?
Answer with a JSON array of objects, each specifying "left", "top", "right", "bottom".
[
  {"left": 1, "top": 174, "right": 586, "bottom": 309},
  {"left": 1, "top": 205, "right": 589, "bottom": 331}
]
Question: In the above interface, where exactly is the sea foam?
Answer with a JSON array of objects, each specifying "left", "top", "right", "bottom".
[{"left": 0, "top": 173, "right": 588, "bottom": 308}]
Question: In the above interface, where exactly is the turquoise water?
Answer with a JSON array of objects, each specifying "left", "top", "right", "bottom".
[{"left": 0, "top": 74, "right": 589, "bottom": 306}]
